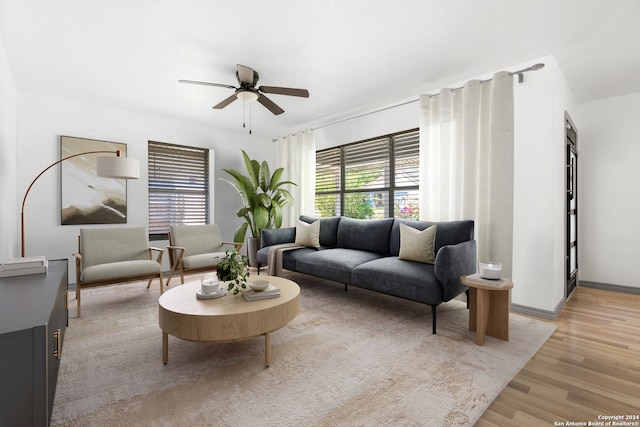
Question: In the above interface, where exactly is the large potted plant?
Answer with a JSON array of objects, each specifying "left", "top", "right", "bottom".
[{"left": 221, "top": 150, "right": 296, "bottom": 267}]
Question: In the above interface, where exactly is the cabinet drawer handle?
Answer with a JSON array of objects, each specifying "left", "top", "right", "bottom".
[{"left": 53, "top": 328, "right": 61, "bottom": 359}]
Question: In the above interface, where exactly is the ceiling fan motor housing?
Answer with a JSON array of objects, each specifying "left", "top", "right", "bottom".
[{"left": 237, "top": 69, "right": 259, "bottom": 87}]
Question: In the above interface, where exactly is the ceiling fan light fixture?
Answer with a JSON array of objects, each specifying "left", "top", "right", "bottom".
[{"left": 236, "top": 88, "right": 259, "bottom": 103}]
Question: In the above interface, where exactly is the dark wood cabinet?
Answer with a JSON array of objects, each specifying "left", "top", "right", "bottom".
[{"left": 0, "top": 260, "right": 68, "bottom": 426}]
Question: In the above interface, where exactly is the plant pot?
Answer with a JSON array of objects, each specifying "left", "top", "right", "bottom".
[{"left": 247, "top": 237, "right": 261, "bottom": 268}]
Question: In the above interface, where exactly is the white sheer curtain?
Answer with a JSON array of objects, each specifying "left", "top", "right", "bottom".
[
  {"left": 419, "top": 71, "right": 514, "bottom": 277},
  {"left": 276, "top": 129, "right": 315, "bottom": 228}
]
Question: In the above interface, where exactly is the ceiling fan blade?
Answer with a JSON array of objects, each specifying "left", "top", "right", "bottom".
[
  {"left": 178, "top": 79, "right": 236, "bottom": 89},
  {"left": 212, "top": 94, "right": 237, "bottom": 109},
  {"left": 236, "top": 64, "right": 256, "bottom": 86},
  {"left": 259, "top": 86, "right": 309, "bottom": 98},
  {"left": 257, "top": 94, "right": 284, "bottom": 115}
]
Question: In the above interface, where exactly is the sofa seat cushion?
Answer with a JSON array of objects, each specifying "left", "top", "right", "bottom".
[
  {"left": 351, "top": 257, "right": 443, "bottom": 305},
  {"left": 296, "top": 248, "right": 385, "bottom": 285},
  {"left": 257, "top": 246, "right": 317, "bottom": 271},
  {"left": 182, "top": 252, "right": 226, "bottom": 270},
  {"left": 81, "top": 260, "right": 161, "bottom": 283}
]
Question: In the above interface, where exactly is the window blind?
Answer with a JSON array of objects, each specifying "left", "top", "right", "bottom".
[
  {"left": 314, "top": 128, "right": 419, "bottom": 219},
  {"left": 148, "top": 141, "right": 210, "bottom": 238}
]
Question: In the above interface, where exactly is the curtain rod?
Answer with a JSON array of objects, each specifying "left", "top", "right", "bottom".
[{"left": 311, "top": 63, "right": 544, "bottom": 131}]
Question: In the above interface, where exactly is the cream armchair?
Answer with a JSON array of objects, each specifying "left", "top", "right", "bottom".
[
  {"left": 166, "top": 224, "right": 242, "bottom": 286},
  {"left": 73, "top": 227, "right": 164, "bottom": 317}
]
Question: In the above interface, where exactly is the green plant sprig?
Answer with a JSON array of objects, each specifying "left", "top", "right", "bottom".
[{"left": 215, "top": 250, "right": 250, "bottom": 295}]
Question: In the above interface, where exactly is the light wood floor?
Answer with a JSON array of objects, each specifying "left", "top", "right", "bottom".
[{"left": 476, "top": 286, "right": 640, "bottom": 426}]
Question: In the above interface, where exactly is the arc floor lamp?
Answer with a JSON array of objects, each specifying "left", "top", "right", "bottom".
[{"left": 21, "top": 150, "right": 140, "bottom": 257}]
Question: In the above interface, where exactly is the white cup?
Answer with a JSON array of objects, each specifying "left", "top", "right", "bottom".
[{"left": 201, "top": 278, "right": 220, "bottom": 294}]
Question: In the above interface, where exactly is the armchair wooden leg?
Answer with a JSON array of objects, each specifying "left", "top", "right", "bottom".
[
  {"left": 165, "top": 261, "right": 186, "bottom": 287},
  {"left": 76, "top": 286, "right": 81, "bottom": 318},
  {"left": 166, "top": 263, "right": 178, "bottom": 287}
]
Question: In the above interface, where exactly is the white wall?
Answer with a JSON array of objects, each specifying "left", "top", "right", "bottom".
[
  {"left": 575, "top": 91, "right": 640, "bottom": 289},
  {"left": 0, "top": 32, "right": 18, "bottom": 261},
  {"left": 314, "top": 100, "right": 419, "bottom": 150},
  {"left": 16, "top": 91, "right": 274, "bottom": 275},
  {"left": 511, "top": 56, "right": 577, "bottom": 313}
]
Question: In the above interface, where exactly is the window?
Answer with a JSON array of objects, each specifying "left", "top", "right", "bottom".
[
  {"left": 148, "top": 141, "right": 210, "bottom": 239},
  {"left": 315, "top": 129, "right": 419, "bottom": 219}
]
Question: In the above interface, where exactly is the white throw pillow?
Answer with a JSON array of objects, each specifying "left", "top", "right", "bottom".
[
  {"left": 398, "top": 223, "right": 437, "bottom": 264},
  {"left": 295, "top": 220, "right": 321, "bottom": 248}
]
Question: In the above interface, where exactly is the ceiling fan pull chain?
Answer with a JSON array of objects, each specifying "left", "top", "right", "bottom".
[
  {"left": 249, "top": 103, "right": 252, "bottom": 135},
  {"left": 242, "top": 100, "right": 246, "bottom": 129}
]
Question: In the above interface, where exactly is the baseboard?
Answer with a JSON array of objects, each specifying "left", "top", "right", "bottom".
[
  {"left": 511, "top": 299, "right": 565, "bottom": 321},
  {"left": 579, "top": 281, "right": 640, "bottom": 295},
  {"left": 511, "top": 281, "right": 640, "bottom": 320}
]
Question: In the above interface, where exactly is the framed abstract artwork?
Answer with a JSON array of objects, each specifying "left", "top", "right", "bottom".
[{"left": 60, "top": 136, "right": 128, "bottom": 225}]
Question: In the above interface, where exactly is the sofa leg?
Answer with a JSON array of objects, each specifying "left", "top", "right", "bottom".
[
  {"left": 466, "top": 289, "right": 470, "bottom": 309},
  {"left": 431, "top": 304, "right": 437, "bottom": 334},
  {"left": 344, "top": 284, "right": 348, "bottom": 292}
]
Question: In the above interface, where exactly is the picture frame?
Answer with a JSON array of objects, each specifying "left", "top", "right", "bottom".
[{"left": 60, "top": 136, "right": 128, "bottom": 225}]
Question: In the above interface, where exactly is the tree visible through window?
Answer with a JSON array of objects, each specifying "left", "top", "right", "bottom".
[
  {"left": 315, "top": 129, "right": 419, "bottom": 219},
  {"left": 148, "top": 141, "right": 210, "bottom": 239}
]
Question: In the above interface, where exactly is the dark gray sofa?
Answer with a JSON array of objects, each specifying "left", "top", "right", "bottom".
[{"left": 257, "top": 215, "right": 477, "bottom": 333}]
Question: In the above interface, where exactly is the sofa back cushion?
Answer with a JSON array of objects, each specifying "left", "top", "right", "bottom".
[
  {"left": 390, "top": 219, "right": 474, "bottom": 256},
  {"left": 80, "top": 227, "right": 150, "bottom": 268},
  {"left": 170, "top": 224, "right": 224, "bottom": 257},
  {"left": 300, "top": 215, "right": 341, "bottom": 248},
  {"left": 261, "top": 227, "right": 296, "bottom": 247},
  {"left": 337, "top": 217, "right": 395, "bottom": 255}
]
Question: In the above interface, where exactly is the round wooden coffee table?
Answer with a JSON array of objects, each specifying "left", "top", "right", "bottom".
[{"left": 159, "top": 275, "right": 300, "bottom": 367}]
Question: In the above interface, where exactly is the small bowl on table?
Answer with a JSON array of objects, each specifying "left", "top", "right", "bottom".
[{"left": 249, "top": 280, "right": 270, "bottom": 291}]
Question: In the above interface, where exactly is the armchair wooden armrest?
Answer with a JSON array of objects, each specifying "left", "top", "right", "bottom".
[
  {"left": 223, "top": 241, "right": 243, "bottom": 251},
  {"left": 148, "top": 246, "right": 165, "bottom": 263}
]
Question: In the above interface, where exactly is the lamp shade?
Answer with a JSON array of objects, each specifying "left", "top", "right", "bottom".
[
  {"left": 236, "top": 88, "right": 259, "bottom": 103},
  {"left": 97, "top": 156, "right": 140, "bottom": 179}
]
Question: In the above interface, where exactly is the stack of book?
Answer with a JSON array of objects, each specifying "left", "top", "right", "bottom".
[
  {"left": 0, "top": 256, "right": 48, "bottom": 278},
  {"left": 241, "top": 283, "right": 281, "bottom": 301}
]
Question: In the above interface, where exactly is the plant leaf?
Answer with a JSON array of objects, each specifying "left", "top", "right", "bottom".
[
  {"left": 254, "top": 206, "right": 269, "bottom": 231},
  {"left": 241, "top": 150, "right": 260, "bottom": 188},
  {"left": 278, "top": 188, "right": 295, "bottom": 206},
  {"left": 257, "top": 193, "right": 272, "bottom": 208},
  {"left": 272, "top": 200, "right": 283, "bottom": 228},
  {"left": 233, "top": 222, "right": 248, "bottom": 243},
  {"left": 268, "top": 167, "right": 285, "bottom": 191}
]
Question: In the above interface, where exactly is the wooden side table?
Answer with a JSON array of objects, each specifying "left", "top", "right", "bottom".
[{"left": 461, "top": 274, "right": 513, "bottom": 345}]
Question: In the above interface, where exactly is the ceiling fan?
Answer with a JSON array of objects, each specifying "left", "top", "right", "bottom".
[{"left": 179, "top": 64, "right": 309, "bottom": 115}]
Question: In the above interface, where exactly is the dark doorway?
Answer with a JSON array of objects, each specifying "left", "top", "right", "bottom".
[{"left": 565, "top": 113, "right": 578, "bottom": 298}]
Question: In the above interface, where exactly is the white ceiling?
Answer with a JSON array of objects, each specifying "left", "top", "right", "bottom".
[{"left": 1, "top": 0, "right": 639, "bottom": 138}]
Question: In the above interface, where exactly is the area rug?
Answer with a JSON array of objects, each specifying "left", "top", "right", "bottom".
[{"left": 51, "top": 272, "right": 556, "bottom": 426}]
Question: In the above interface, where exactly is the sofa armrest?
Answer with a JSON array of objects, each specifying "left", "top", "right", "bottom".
[
  {"left": 261, "top": 227, "right": 296, "bottom": 248},
  {"left": 433, "top": 240, "right": 477, "bottom": 301}
]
